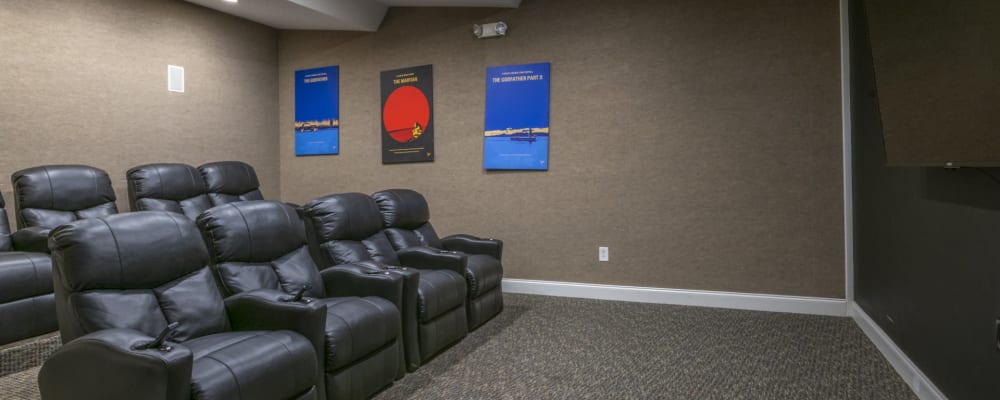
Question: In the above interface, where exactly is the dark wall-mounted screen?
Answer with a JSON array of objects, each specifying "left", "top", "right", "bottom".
[{"left": 864, "top": 0, "right": 1000, "bottom": 166}]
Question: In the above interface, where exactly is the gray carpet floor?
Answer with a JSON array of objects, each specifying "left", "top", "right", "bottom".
[{"left": 0, "top": 294, "right": 916, "bottom": 400}]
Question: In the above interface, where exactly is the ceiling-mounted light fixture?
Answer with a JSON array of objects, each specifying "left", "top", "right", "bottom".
[
  {"left": 473, "top": 21, "right": 508, "bottom": 39},
  {"left": 223, "top": 0, "right": 238, "bottom": 3}
]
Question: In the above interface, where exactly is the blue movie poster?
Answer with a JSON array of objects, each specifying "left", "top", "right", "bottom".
[
  {"left": 295, "top": 66, "right": 339, "bottom": 156},
  {"left": 484, "top": 62, "right": 550, "bottom": 170}
]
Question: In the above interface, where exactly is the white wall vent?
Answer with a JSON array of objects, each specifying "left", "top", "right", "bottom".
[{"left": 168, "top": 65, "right": 185, "bottom": 93}]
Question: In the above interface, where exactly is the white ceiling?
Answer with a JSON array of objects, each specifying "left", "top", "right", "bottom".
[{"left": 182, "top": 0, "right": 521, "bottom": 31}]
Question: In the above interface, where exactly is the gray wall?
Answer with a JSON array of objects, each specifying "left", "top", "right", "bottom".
[
  {"left": 852, "top": 1, "right": 1000, "bottom": 398},
  {"left": 278, "top": 0, "right": 845, "bottom": 297},
  {"left": 0, "top": 0, "right": 280, "bottom": 221}
]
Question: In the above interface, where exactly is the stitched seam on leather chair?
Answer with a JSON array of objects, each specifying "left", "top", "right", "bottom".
[
  {"left": 270, "top": 333, "right": 301, "bottom": 391},
  {"left": 357, "top": 297, "right": 396, "bottom": 346},
  {"left": 27, "top": 253, "right": 41, "bottom": 296},
  {"left": 232, "top": 205, "right": 256, "bottom": 261},
  {"left": 328, "top": 338, "right": 397, "bottom": 375},
  {"left": 185, "top": 167, "right": 199, "bottom": 200},
  {"left": 465, "top": 270, "right": 478, "bottom": 298},
  {"left": 280, "top": 205, "right": 295, "bottom": 244},
  {"left": 98, "top": 218, "right": 127, "bottom": 288},
  {"left": 326, "top": 311, "right": 353, "bottom": 368},
  {"left": 89, "top": 168, "right": 99, "bottom": 212},
  {"left": 152, "top": 165, "right": 166, "bottom": 204},
  {"left": 202, "top": 355, "right": 245, "bottom": 399},
  {"left": 241, "top": 164, "right": 252, "bottom": 195},
  {"left": 43, "top": 167, "right": 55, "bottom": 211},
  {"left": 419, "top": 275, "right": 438, "bottom": 321}
]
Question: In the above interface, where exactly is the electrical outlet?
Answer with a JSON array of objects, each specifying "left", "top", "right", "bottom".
[{"left": 598, "top": 246, "right": 609, "bottom": 262}]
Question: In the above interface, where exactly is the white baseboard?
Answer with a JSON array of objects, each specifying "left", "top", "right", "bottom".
[
  {"left": 851, "top": 303, "right": 947, "bottom": 400},
  {"left": 502, "top": 278, "right": 847, "bottom": 317}
]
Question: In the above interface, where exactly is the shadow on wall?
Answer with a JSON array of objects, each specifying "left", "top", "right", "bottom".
[{"left": 922, "top": 167, "right": 1000, "bottom": 211}]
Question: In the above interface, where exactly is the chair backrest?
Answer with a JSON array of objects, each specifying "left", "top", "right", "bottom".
[
  {"left": 371, "top": 189, "right": 442, "bottom": 250},
  {"left": 0, "top": 193, "right": 11, "bottom": 252},
  {"left": 11, "top": 165, "right": 118, "bottom": 229},
  {"left": 198, "top": 161, "right": 264, "bottom": 206},
  {"left": 197, "top": 200, "right": 325, "bottom": 298},
  {"left": 48, "top": 211, "right": 228, "bottom": 343},
  {"left": 300, "top": 193, "right": 400, "bottom": 268},
  {"left": 127, "top": 163, "right": 212, "bottom": 219}
]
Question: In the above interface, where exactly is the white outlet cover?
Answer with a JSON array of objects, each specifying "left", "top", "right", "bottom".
[
  {"left": 168, "top": 65, "right": 185, "bottom": 93},
  {"left": 599, "top": 246, "right": 609, "bottom": 262}
]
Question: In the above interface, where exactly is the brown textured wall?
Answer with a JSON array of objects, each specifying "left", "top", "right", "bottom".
[
  {"left": 0, "top": 0, "right": 279, "bottom": 220},
  {"left": 294, "top": 0, "right": 841, "bottom": 297}
]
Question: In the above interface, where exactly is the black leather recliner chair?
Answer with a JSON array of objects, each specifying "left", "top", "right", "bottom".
[
  {"left": 39, "top": 211, "right": 327, "bottom": 400},
  {"left": 127, "top": 163, "right": 213, "bottom": 219},
  {"left": 198, "top": 161, "right": 265, "bottom": 206},
  {"left": 196, "top": 200, "right": 405, "bottom": 400},
  {"left": 300, "top": 193, "right": 468, "bottom": 371},
  {"left": 0, "top": 192, "right": 57, "bottom": 345},
  {"left": 9, "top": 165, "right": 118, "bottom": 253},
  {"left": 372, "top": 189, "right": 504, "bottom": 331}
]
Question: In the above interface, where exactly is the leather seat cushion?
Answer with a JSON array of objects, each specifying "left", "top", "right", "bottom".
[
  {"left": 416, "top": 269, "right": 466, "bottom": 322},
  {"left": 186, "top": 330, "right": 316, "bottom": 400},
  {"left": 320, "top": 296, "right": 399, "bottom": 372},
  {"left": 465, "top": 254, "right": 502, "bottom": 299}
]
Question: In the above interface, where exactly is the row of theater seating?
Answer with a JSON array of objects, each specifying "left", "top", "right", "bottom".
[
  {"left": 0, "top": 161, "right": 263, "bottom": 345},
  {"left": 0, "top": 162, "right": 504, "bottom": 400}
]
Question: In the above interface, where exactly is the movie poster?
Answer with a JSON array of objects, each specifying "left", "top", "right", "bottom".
[
  {"left": 380, "top": 65, "right": 434, "bottom": 164},
  {"left": 294, "top": 66, "right": 339, "bottom": 156},
  {"left": 484, "top": 62, "right": 550, "bottom": 170}
]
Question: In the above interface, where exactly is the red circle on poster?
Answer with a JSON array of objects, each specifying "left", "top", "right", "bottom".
[{"left": 383, "top": 86, "right": 430, "bottom": 143}]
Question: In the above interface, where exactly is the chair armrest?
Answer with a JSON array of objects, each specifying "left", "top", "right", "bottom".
[
  {"left": 11, "top": 226, "right": 51, "bottom": 253},
  {"left": 224, "top": 289, "right": 327, "bottom": 400},
  {"left": 224, "top": 288, "right": 327, "bottom": 341},
  {"left": 320, "top": 262, "right": 405, "bottom": 312},
  {"left": 441, "top": 234, "right": 503, "bottom": 261},
  {"left": 396, "top": 246, "right": 467, "bottom": 276},
  {"left": 39, "top": 328, "right": 193, "bottom": 400}
]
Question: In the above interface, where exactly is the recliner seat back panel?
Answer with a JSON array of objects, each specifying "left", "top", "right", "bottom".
[
  {"left": 12, "top": 165, "right": 118, "bottom": 229},
  {"left": 127, "top": 163, "right": 213, "bottom": 219},
  {"left": 197, "top": 201, "right": 326, "bottom": 298},
  {"left": 50, "top": 212, "right": 227, "bottom": 342},
  {"left": 372, "top": 190, "right": 442, "bottom": 249},
  {"left": 302, "top": 193, "right": 402, "bottom": 266},
  {"left": 198, "top": 161, "right": 264, "bottom": 206},
  {"left": 319, "top": 232, "right": 401, "bottom": 266}
]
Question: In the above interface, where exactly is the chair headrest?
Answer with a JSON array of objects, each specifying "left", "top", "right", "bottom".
[
  {"left": 197, "top": 201, "right": 306, "bottom": 263},
  {"left": 127, "top": 163, "right": 208, "bottom": 201},
  {"left": 49, "top": 211, "right": 210, "bottom": 291},
  {"left": 300, "top": 193, "right": 384, "bottom": 241},
  {"left": 371, "top": 189, "right": 430, "bottom": 229},
  {"left": 198, "top": 161, "right": 260, "bottom": 195},
  {"left": 12, "top": 165, "right": 116, "bottom": 211}
]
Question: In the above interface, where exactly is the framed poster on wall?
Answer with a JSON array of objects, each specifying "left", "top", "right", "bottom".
[
  {"left": 294, "top": 66, "right": 340, "bottom": 156},
  {"left": 484, "top": 62, "right": 550, "bottom": 170},
  {"left": 380, "top": 64, "right": 434, "bottom": 164}
]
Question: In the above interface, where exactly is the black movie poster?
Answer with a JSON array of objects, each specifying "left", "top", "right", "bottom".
[{"left": 380, "top": 65, "right": 434, "bottom": 164}]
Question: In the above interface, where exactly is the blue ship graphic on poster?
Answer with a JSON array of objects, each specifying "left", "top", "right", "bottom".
[
  {"left": 295, "top": 66, "right": 339, "bottom": 156},
  {"left": 484, "top": 62, "right": 550, "bottom": 170}
]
